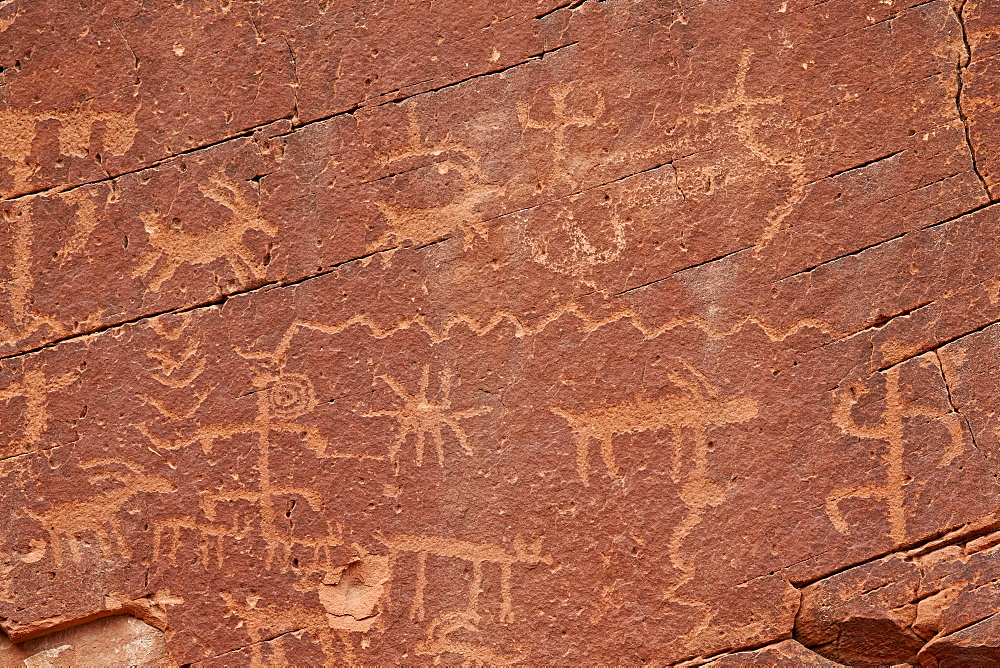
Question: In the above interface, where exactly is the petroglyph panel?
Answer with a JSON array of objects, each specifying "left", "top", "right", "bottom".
[
  {"left": 0, "top": 0, "right": 984, "bottom": 364},
  {"left": 4, "top": 0, "right": 1000, "bottom": 664},
  {"left": 3, "top": 226, "right": 995, "bottom": 661}
]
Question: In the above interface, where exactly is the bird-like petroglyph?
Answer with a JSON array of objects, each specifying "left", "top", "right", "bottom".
[
  {"left": 368, "top": 110, "right": 503, "bottom": 251},
  {"left": 4, "top": 9, "right": 998, "bottom": 663}
]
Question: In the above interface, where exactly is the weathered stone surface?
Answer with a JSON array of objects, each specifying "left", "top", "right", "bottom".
[
  {"left": 796, "top": 555, "right": 924, "bottom": 665},
  {"left": 2, "top": 0, "right": 1000, "bottom": 665},
  {"left": 939, "top": 320, "right": 1000, "bottom": 475},
  {"left": 703, "top": 639, "right": 842, "bottom": 667},
  {"left": 0, "top": 615, "right": 168, "bottom": 667},
  {"left": 961, "top": 0, "right": 1000, "bottom": 198},
  {"left": 796, "top": 526, "right": 1000, "bottom": 666},
  {"left": 918, "top": 613, "right": 1000, "bottom": 667}
]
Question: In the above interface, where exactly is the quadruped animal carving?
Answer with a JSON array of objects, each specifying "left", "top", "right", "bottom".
[
  {"left": 134, "top": 175, "right": 276, "bottom": 292},
  {"left": 26, "top": 460, "right": 176, "bottom": 565}
]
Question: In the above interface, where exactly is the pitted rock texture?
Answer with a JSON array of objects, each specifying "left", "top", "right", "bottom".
[{"left": 2, "top": 0, "right": 1000, "bottom": 665}]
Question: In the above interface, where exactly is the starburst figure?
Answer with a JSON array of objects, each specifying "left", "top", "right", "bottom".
[{"left": 366, "top": 365, "right": 492, "bottom": 468}]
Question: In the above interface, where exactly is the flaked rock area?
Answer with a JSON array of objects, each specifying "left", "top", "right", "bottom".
[{"left": 1, "top": 0, "right": 1000, "bottom": 665}]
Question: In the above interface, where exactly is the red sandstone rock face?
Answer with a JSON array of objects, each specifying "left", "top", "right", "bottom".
[{"left": 2, "top": 0, "right": 1000, "bottom": 665}]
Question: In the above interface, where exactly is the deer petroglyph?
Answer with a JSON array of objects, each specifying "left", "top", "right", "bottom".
[
  {"left": 134, "top": 175, "right": 276, "bottom": 292},
  {"left": 314, "top": 532, "right": 549, "bottom": 661}
]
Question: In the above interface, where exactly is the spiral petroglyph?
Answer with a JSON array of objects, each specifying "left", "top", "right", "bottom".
[{"left": 263, "top": 373, "right": 318, "bottom": 421}]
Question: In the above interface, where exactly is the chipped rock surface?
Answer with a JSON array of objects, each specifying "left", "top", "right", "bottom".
[
  {"left": 0, "top": 615, "right": 168, "bottom": 667},
  {"left": 701, "top": 639, "right": 842, "bottom": 667},
  {"left": 1, "top": 0, "right": 1000, "bottom": 665}
]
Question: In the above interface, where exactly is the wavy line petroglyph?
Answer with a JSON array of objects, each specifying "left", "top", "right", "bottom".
[
  {"left": 133, "top": 175, "right": 276, "bottom": 292},
  {"left": 695, "top": 50, "right": 807, "bottom": 251},
  {"left": 825, "top": 353, "right": 967, "bottom": 544},
  {"left": 363, "top": 365, "right": 492, "bottom": 469},
  {"left": 248, "top": 305, "right": 838, "bottom": 372},
  {"left": 26, "top": 460, "right": 176, "bottom": 565},
  {"left": 0, "top": 108, "right": 139, "bottom": 197}
]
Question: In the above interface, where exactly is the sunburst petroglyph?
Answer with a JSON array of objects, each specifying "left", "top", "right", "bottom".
[{"left": 364, "top": 365, "right": 492, "bottom": 469}]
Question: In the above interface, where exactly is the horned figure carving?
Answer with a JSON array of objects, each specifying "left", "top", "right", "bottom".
[
  {"left": 553, "top": 363, "right": 759, "bottom": 641},
  {"left": 551, "top": 362, "right": 758, "bottom": 486}
]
